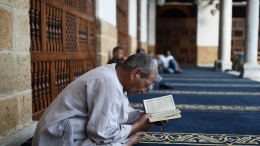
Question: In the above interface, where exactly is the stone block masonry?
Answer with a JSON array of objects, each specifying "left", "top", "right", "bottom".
[{"left": 0, "top": 0, "right": 35, "bottom": 145}]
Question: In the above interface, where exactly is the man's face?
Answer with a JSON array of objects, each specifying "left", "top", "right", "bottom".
[
  {"left": 115, "top": 49, "right": 123, "bottom": 60},
  {"left": 126, "top": 69, "right": 156, "bottom": 96},
  {"left": 166, "top": 51, "right": 171, "bottom": 56}
]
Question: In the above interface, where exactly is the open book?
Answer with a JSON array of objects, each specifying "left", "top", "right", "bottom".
[{"left": 143, "top": 95, "right": 181, "bottom": 122}]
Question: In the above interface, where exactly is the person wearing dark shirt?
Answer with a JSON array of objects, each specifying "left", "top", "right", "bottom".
[
  {"left": 136, "top": 48, "right": 145, "bottom": 54},
  {"left": 107, "top": 46, "right": 124, "bottom": 65}
]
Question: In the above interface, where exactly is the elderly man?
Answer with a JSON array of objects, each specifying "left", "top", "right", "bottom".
[{"left": 32, "top": 53, "right": 167, "bottom": 146}]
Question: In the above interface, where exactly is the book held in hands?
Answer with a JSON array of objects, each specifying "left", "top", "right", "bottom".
[{"left": 143, "top": 94, "right": 181, "bottom": 122}]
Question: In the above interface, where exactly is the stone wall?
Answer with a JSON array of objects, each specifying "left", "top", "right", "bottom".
[
  {"left": 0, "top": 0, "right": 34, "bottom": 144},
  {"left": 148, "top": 45, "right": 155, "bottom": 54},
  {"left": 129, "top": 35, "right": 137, "bottom": 55},
  {"left": 197, "top": 46, "right": 218, "bottom": 66},
  {"left": 140, "top": 42, "right": 148, "bottom": 53},
  {"left": 96, "top": 18, "right": 118, "bottom": 66}
]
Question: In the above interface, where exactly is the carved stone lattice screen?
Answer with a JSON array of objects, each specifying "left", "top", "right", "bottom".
[
  {"left": 156, "top": 18, "right": 197, "bottom": 66},
  {"left": 30, "top": 0, "right": 96, "bottom": 120},
  {"left": 116, "top": 0, "right": 129, "bottom": 56},
  {"left": 232, "top": 18, "right": 260, "bottom": 64}
]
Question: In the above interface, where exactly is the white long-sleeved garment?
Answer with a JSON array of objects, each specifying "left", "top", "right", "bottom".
[
  {"left": 32, "top": 64, "right": 144, "bottom": 146},
  {"left": 159, "top": 55, "right": 174, "bottom": 69}
]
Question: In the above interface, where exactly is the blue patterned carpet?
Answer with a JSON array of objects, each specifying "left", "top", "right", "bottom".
[{"left": 128, "top": 67, "right": 260, "bottom": 146}]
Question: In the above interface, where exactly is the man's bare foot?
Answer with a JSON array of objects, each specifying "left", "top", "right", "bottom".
[
  {"left": 126, "top": 132, "right": 145, "bottom": 146},
  {"left": 176, "top": 69, "right": 183, "bottom": 74}
]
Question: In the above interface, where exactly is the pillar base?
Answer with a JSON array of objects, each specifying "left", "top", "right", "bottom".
[
  {"left": 240, "top": 63, "right": 260, "bottom": 78},
  {"left": 0, "top": 121, "right": 37, "bottom": 146},
  {"left": 214, "top": 60, "right": 232, "bottom": 71}
]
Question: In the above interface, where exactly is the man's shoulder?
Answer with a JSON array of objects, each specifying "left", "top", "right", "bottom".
[
  {"left": 85, "top": 67, "right": 121, "bottom": 93},
  {"left": 87, "top": 64, "right": 117, "bottom": 79},
  {"left": 167, "top": 55, "right": 174, "bottom": 59},
  {"left": 107, "top": 58, "right": 118, "bottom": 64},
  {"left": 89, "top": 64, "right": 116, "bottom": 75}
]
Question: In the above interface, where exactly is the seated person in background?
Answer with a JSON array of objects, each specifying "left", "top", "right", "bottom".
[
  {"left": 121, "top": 55, "right": 128, "bottom": 63},
  {"left": 32, "top": 53, "right": 168, "bottom": 146},
  {"left": 136, "top": 48, "right": 145, "bottom": 54},
  {"left": 147, "top": 50, "right": 174, "bottom": 90},
  {"left": 159, "top": 49, "right": 183, "bottom": 74},
  {"left": 107, "top": 46, "right": 124, "bottom": 65}
]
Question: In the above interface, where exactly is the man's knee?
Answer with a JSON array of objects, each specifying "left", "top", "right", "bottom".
[{"left": 164, "top": 68, "right": 174, "bottom": 74}]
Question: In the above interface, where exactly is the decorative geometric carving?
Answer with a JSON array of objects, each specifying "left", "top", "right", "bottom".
[
  {"left": 35, "top": 10, "right": 40, "bottom": 46},
  {"left": 59, "top": 0, "right": 76, "bottom": 8},
  {"left": 89, "top": 22, "right": 95, "bottom": 53},
  {"left": 73, "top": 60, "right": 85, "bottom": 80},
  {"left": 181, "top": 30, "right": 189, "bottom": 37},
  {"left": 30, "top": 0, "right": 96, "bottom": 120},
  {"left": 66, "top": 13, "right": 77, "bottom": 52},
  {"left": 78, "top": 18, "right": 88, "bottom": 52},
  {"left": 232, "top": 19, "right": 245, "bottom": 54},
  {"left": 86, "top": 60, "right": 94, "bottom": 72},
  {"left": 180, "top": 48, "right": 188, "bottom": 54},
  {"left": 88, "top": 0, "right": 94, "bottom": 17},
  {"left": 78, "top": 0, "right": 87, "bottom": 13},
  {"left": 30, "top": 9, "right": 35, "bottom": 45},
  {"left": 46, "top": 5, "right": 62, "bottom": 52},
  {"left": 232, "top": 19, "right": 260, "bottom": 63},
  {"left": 31, "top": 62, "right": 51, "bottom": 114},
  {"left": 29, "top": 0, "right": 42, "bottom": 52},
  {"left": 234, "top": 30, "right": 243, "bottom": 37},
  {"left": 156, "top": 19, "right": 197, "bottom": 65},
  {"left": 55, "top": 60, "right": 70, "bottom": 96}
]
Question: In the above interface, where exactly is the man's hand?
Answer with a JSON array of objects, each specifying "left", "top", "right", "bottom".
[
  {"left": 153, "top": 120, "right": 168, "bottom": 126},
  {"left": 136, "top": 113, "right": 153, "bottom": 131},
  {"left": 130, "top": 113, "right": 153, "bottom": 136}
]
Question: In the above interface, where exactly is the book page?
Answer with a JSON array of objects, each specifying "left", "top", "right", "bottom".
[
  {"left": 143, "top": 95, "right": 181, "bottom": 122},
  {"left": 148, "top": 114, "right": 181, "bottom": 122},
  {"left": 150, "top": 109, "right": 179, "bottom": 119},
  {"left": 144, "top": 95, "right": 176, "bottom": 114}
]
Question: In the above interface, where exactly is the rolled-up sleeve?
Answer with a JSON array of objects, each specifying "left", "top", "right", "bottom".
[{"left": 125, "top": 107, "right": 145, "bottom": 124}]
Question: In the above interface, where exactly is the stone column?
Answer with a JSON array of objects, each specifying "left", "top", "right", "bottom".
[
  {"left": 214, "top": 0, "right": 232, "bottom": 71},
  {"left": 147, "top": 0, "right": 156, "bottom": 53},
  {"left": 140, "top": 0, "right": 148, "bottom": 51},
  {"left": 240, "top": 0, "right": 260, "bottom": 78}
]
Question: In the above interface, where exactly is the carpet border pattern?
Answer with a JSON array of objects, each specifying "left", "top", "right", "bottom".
[
  {"left": 147, "top": 90, "right": 260, "bottom": 96},
  {"left": 163, "top": 78, "right": 259, "bottom": 82},
  {"left": 130, "top": 103, "right": 260, "bottom": 112},
  {"left": 141, "top": 132, "right": 260, "bottom": 145},
  {"left": 165, "top": 83, "right": 260, "bottom": 87}
]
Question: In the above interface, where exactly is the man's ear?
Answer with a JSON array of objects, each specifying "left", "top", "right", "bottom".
[{"left": 130, "top": 68, "right": 141, "bottom": 79}]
